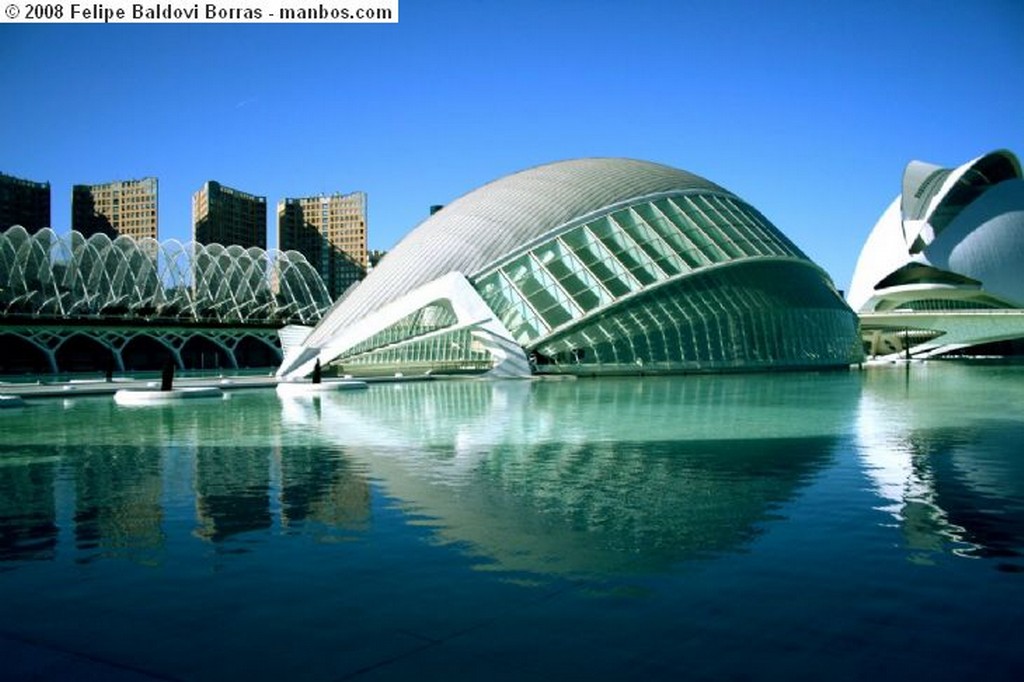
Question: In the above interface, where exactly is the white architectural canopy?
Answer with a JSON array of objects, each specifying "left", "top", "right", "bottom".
[
  {"left": 0, "top": 225, "right": 331, "bottom": 325},
  {"left": 849, "top": 149, "right": 1024, "bottom": 313},
  {"left": 848, "top": 149, "right": 1024, "bottom": 357}
]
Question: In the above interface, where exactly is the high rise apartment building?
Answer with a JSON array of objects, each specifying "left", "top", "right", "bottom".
[
  {"left": 277, "top": 191, "right": 368, "bottom": 298},
  {"left": 0, "top": 172, "right": 51, "bottom": 233},
  {"left": 72, "top": 177, "right": 158, "bottom": 240},
  {"left": 192, "top": 181, "right": 266, "bottom": 249}
]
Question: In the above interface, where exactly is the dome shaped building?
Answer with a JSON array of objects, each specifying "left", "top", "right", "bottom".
[
  {"left": 278, "top": 158, "right": 859, "bottom": 379},
  {"left": 848, "top": 149, "right": 1024, "bottom": 357}
]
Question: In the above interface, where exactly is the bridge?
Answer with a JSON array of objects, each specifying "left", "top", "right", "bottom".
[
  {"left": 859, "top": 309, "right": 1024, "bottom": 359},
  {"left": 1, "top": 319, "right": 285, "bottom": 375}
]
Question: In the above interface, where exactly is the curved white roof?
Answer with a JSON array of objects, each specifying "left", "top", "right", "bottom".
[
  {"left": 848, "top": 149, "right": 1024, "bottom": 312},
  {"left": 305, "top": 158, "right": 730, "bottom": 347}
]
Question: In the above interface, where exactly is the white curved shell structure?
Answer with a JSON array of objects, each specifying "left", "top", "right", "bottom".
[
  {"left": 849, "top": 150, "right": 1024, "bottom": 313},
  {"left": 280, "top": 158, "right": 859, "bottom": 379}
]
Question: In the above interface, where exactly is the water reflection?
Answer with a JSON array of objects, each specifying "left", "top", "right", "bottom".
[
  {"left": 858, "top": 364, "right": 1024, "bottom": 569},
  {"left": 194, "top": 446, "right": 271, "bottom": 543},
  {"left": 5, "top": 367, "right": 1021, "bottom": 577},
  {"left": 278, "top": 444, "right": 370, "bottom": 533},
  {"left": 0, "top": 455, "right": 58, "bottom": 562},
  {"left": 281, "top": 376, "right": 857, "bottom": 575},
  {"left": 0, "top": 394, "right": 372, "bottom": 563},
  {"left": 73, "top": 445, "right": 163, "bottom": 562}
]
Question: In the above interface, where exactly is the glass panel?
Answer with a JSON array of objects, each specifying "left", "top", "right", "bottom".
[
  {"left": 612, "top": 208, "right": 683, "bottom": 277},
  {"left": 725, "top": 199, "right": 797, "bottom": 257},
  {"left": 692, "top": 195, "right": 751, "bottom": 256},
  {"left": 501, "top": 254, "right": 579, "bottom": 330},
  {"left": 660, "top": 198, "right": 727, "bottom": 264},
  {"left": 561, "top": 226, "right": 639, "bottom": 297},
  {"left": 533, "top": 239, "right": 612, "bottom": 312},
  {"left": 704, "top": 196, "right": 769, "bottom": 256},
  {"left": 477, "top": 272, "right": 515, "bottom": 320},
  {"left": 528, "top": 261, "right": 857, "bottom": 374},
  {"left": 588, "top": 216, "right": 660, "bottom": 286},
  {"left": 686, "top": 196, "right": 744, "bottom": 259},
  {"left": 633, "top": 202, "right": 696, "bottom": 270},
  {"left": 338, "top": 300, "right": 459, "bottom": 360},
  {"left": 338, "top": 326, "right": 493, "bottom": 373},
  {"left": 477, "top": 270, "right": 548, "bottom": 343}
]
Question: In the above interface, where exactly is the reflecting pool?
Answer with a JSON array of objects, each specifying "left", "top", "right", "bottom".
[{"left": 2, "top": 365, "right": 1023, "bottom": 680}]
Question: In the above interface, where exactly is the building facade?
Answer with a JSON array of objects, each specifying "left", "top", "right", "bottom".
[
  {"left": 277, "top": 191, "right": 368, "bottom": 299},
  {"left": 278, "top": 158, "right": 860, "bottom": 380},
  {"left": 72, "top": 176, "right": 158, "bottom": 240},
  {"left": 849, "top": 149, "right": 1024, "bottom": 358},
  {"left": 0, "top": 172, "right": 50, "bottom": 233},
  {"left": 192, "top": 181, "right": 267, "bottom": 248}
]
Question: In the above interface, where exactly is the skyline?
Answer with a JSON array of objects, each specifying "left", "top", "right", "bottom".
[{"left": 2, "top": 0, "right": 1022, "bottom": 293}]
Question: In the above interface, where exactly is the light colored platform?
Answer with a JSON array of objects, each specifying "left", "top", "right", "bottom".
[
  {"left": 113, "top": 387, "right": 225, "bottom": 406},
  {"left": 275, "top": 380, "right": 369, "bottom": 397}
]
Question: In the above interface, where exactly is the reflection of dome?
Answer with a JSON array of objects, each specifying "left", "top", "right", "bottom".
[
  {"left": 279, "top": 158, "right": 858, "bottom": 379},
  {"left": 849, "top": 150, "right": 1024, "bottom": 314},
  {"left": 280, "top": 377, "right": 853, "bottom": 576}
]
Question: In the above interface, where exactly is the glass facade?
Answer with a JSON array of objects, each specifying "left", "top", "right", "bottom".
[
  {"left": 281, "top": 160, "right": 862, "bottom": 379},
  {"left": 533, "top": 263, "right": 857, "bottom": 373},
  {"left": 467, "top": 191, "right": 854, "bottom": 373},
  {"left": 334, "top": 327, "right": 492, "bottom": 375},
  {"left": 326, "top": 300, "right": 492, "bottom": 375},
  {"left": 475, "top": 193, "right": 803, "bottom": 345}
]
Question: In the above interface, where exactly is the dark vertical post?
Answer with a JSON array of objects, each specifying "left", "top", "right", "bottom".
[{"left": 161, "top": 357, "right": 175, "bottom": 392}]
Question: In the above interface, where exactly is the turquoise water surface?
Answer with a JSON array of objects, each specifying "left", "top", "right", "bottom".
[{"left": 1, "top": 364, "right": 1023, "bottom": 680}]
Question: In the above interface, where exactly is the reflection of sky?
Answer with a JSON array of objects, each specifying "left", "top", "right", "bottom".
[
  {"left": 856, "top": 364, "right": 1024, "bottom": 568},
  {"left": 281, "top": 375, "right": 860, "bottom": 576}
]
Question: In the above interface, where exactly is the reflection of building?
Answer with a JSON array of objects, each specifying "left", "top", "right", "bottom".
[
  {"left": 279, "top": 158, "right": 859, "bottom": 380},
  {"left": 278, "top": 445, "right": 370, "bottom": 531},
  {"left": 279, "top": 377, "right": 848, "bottom": 576},
  {"left": 277, "top": 192, "right": 367, "bottom": 299},
  {"left": 192, "top": 180, "right": 266, "bottom": 248},
  {"left": 850, "top": 149, "right": 1024, "bottom": 357},
  {"left": 72, "top": 177, "right": 158, "bottom": 240},
  {"left": 0, "top": 456, "right": 58, "bottom": 562},
  {"left": 0, "top": 398, "right": 375, "bottom": 561},
  {"left": 194, "top": 447, "right": 271, "bottom": 542},
  {"left": 0, "top": 171, "right": 50, "bottom": 233},
  {"left": 73, "top": 446, "right": 163, "bottom": 559},
  {"left": 857, "top": 366, "right": 1024, "bottom": 566}
]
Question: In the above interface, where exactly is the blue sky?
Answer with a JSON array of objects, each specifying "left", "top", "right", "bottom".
[{"left": 1, "top": 0, "right": 1022, "bottom": 291}]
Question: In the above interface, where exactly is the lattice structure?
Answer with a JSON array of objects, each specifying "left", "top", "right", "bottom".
[
  {"left": 0, "top": 226, "right": 331, "bottom": 324},
  {"left": 280, "top": 158, "right": 860, "bottom": 379}
]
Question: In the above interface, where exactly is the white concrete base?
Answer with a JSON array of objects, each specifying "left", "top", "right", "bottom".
[
  {"left": 275, "top": 380, "right": 369, "bottom": 397},
  {"left": 114, "top": 387, "right": 225, "bottom": 406}
]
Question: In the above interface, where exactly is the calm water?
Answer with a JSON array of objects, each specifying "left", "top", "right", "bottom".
[{"left": 1, "top": 364, "right": 1023, "bottom": 680}]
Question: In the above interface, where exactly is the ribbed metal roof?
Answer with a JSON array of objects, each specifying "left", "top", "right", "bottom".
[{"left": 305, "top": 158, "right": 730, "bottom": 347}]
